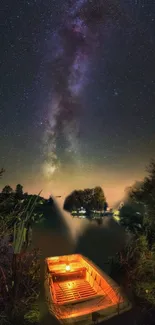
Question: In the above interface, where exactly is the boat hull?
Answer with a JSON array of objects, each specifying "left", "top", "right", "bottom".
[{"left": 44, "top": 254, "right": 132, "bottom": 324}]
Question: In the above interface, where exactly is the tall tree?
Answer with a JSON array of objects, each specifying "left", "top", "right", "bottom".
[
  {"left": 92, "top": 186, "right": 106, "bottom": 210},
  {"left": 130, "top": 160, "right": 155, "bottom": 248},
  {"left": 15, "top": 184, "right": 24, "bottom": 200},
  {"left": 119, "top": 181, "right": 145, "bottom": 234}
]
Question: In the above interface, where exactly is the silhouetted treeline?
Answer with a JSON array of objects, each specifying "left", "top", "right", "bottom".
[{"left": 64, "top": 186, "right": 108, "bottom": 213}]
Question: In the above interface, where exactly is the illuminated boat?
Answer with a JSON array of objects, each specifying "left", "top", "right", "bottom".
[{"left": 44, "top": 254, "right": 132, "bottom": 324}]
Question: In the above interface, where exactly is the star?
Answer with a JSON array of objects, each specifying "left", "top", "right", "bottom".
[
  {"left": 0, "top": 0, "right": 155, "bottom": 207},
  {"left": 114, "top": 89, "right": 119, "bottom": 96}
]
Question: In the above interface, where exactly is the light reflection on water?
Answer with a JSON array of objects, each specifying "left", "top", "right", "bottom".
[
  {"left": 32, "top": 197, "right": 130, "bottom": 271},
  {"left": 56, "top": 205, "right": 90, "bottom": 242},
  {"left": 55, "top": 199, "right": 117, "bottom": 243}
]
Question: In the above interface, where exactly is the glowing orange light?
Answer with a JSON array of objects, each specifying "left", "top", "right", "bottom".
[
  {"left": 67, "top": 282, "right": 73, "bottom": 288},
  {"left": 46, "top": 254, "right": 131, "bottom": 321},
  {"left": 66, "top": 264, "right": 71, "bottom": 271}
]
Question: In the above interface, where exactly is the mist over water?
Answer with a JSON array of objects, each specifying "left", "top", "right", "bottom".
[
  {"left": 56, "top": 199, "right": 128, "bottom": 272},
  {"left": 55, "top": 199, "right": 89, "bottom": 241},
  {"left": 56, "top": 198, "right": 126, "bottom": 243},
  {"left": 32, "top": 196, "right": 128, "bottom": 267}
]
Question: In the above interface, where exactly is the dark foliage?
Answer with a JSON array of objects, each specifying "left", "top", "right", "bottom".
[
  {"left": 120, "top": 160, "right": 155, "bottom": 248},
  {"left": 64, "top": 186, "right": 107, "bottom": 213}
]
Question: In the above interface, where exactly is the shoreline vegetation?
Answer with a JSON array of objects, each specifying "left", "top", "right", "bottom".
[{"left": 0, "top": 161, "right": 155, "bottom": 324}]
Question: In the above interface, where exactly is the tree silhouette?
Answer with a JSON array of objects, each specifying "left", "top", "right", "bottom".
[
  {"left": 15, "top": 184, "right": 24, "bottom": 200},
  {"left": 130, "top": 160, "right": 155, "bottom": 249},
  {"left": 104, "top": 201, "right": 108, "bottom": 212},
  {"left": 119, "top": 160, "right": 155, "bottom": 249},
  {"left": 64, "top": 186, "right": 107, "bottom": 213},
  {"left": 92, "top": 186, "right": 106, "bottom": 210},
  {"left": 1, "top": 185, "right": 13, "bottom": 195}
]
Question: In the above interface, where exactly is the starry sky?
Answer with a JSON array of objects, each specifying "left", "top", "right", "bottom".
[{"left": 0, "top": 0, "right": 155, "bottom": 205}]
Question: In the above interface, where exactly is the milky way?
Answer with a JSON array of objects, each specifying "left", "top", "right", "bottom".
[{"left": 42, "top": 0, "right": 123, "bottom": 178}]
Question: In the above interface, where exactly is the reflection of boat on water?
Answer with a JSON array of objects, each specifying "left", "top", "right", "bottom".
[{"left": 44, "top": 254, "right": 132, "bottom": 324}]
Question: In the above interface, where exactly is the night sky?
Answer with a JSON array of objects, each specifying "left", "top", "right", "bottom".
[{"left": 1, "top": 0, "right": 155, "bottom": 205}]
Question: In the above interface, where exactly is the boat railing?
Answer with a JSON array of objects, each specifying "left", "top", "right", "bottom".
[{"left": 48, "top": 272, "right": 57, "bottom": 304}]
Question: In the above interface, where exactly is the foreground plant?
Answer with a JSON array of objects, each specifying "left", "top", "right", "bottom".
[
  {"left": 113, "top": 235, "right": 155, "bottom": 308},
  {"left": 0, "top": 193, "right": 43, "bottom": 325},
  {"left": 0, "top": 246, "right": 40, "bottom": 325}
]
